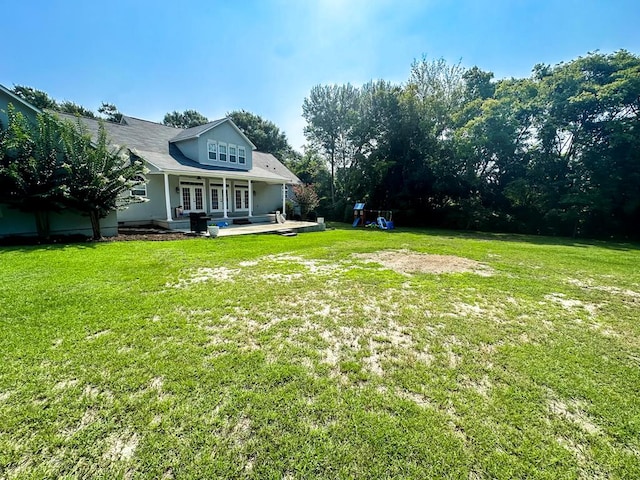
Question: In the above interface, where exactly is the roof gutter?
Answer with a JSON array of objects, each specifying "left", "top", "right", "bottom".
[{"left": 146, "top": 165, "right": 296, "bottom": 184}]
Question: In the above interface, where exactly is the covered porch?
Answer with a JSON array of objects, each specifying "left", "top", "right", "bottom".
[
  {"left": 154, "top": 212, "right": 278, "bottom": 230},
  {"left": 119, "top": 170, "right": 294, "bottom": 230},
  {"left": 161, "top": 172, "right": 290, "bottom": 227}
]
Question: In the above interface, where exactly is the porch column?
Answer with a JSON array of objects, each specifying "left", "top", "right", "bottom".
[
  {"left": 282, "top": 183, "right": 286, "bottom": 217},
  {"left": 248, "top": 179, "right": 253, "bottom": 217},
  {"left": 222, "top": 177, "right": 228, "bottom": 219},
  {"left": 163, "top": 173, "right": 173, "bottom": 222}
]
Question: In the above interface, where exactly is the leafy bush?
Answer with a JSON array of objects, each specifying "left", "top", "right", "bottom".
[{"left": 292, "top": 184, "right": 320, "bottom": 220}]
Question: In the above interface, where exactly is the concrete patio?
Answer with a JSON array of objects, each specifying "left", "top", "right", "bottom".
[{"left": 215, "top": 220, "right": 324, "bottom": 237}]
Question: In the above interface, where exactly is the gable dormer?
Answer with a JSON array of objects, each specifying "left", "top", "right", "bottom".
[
  {"left": 0, "top": 84, "right": 41, "bottom": 127},
  {"left": 169, "top": 118, "right": 256, "bottom": 170}
]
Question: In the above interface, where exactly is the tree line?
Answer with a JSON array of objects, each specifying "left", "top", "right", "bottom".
[
  {"left": 300, "top": 50, "right": 640, "bottom": 239},
  {"left": 7, "top": 50, "right": 639, "bottom": 240}
]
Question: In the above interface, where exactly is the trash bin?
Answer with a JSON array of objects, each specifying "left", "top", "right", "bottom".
[{"left": 189, "top": 212, "right": 211, "bottom": 233}]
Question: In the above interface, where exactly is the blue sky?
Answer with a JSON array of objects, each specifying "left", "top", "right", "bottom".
[{"left": 2, "top": 0, "right": 639, "bottom": 150}]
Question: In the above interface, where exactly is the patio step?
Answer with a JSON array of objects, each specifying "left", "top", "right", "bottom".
[{"left": 277, "top": 230, "right": 298, "bottom": 237}]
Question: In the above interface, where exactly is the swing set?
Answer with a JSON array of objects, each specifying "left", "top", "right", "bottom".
[{"left": 352, "top": 203, "right": 394, "bottom": 230}]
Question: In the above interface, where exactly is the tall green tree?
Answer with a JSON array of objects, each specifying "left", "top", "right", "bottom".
[
  {"left": 0, "top": 107, "right": 68, "bottom": 239},
  {"left": 288, "top": 147, "right": 330, "bottom": 186},
  {"left": 1, "top": 106, "right": 146, "bottom": 240},
  {"left": 407, "top": 56, "right": 466, "bottom": 138},
  {"left": 299, "top": 51, "right": 640, "bottom": 238},
  {"left": 302, "top": 83, "right": 360, "bottom": 205},
  {"left": 227, "top": 110, "right": 296, "bottom": 161},
  {"left": 60, "top": 119, "right": 146, "bottom": 239},
  {"left": 98, "top": 102, "right": 123, "bottom": 123},
  {"left": 11, "top": 85, "right": 57, "bottom": 110},
  {"left": 58, "top": 100, "right": 96, "bottom": 118},
  {"left": 12, "top": 85, "right": 98, "bottom": 119},
  {"left": 162, "top": 110, "right": 209, "bottom": 128}
]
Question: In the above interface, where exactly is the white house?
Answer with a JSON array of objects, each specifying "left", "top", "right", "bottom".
[
  {"left": 56, "top": 112, "right": 300, "bottom": 230},
  {"left": 1, "top": 82, "right": 300, "bottom": 238}
]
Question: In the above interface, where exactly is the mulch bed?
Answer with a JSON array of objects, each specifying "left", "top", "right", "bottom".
[
  {"left": 99, "top": 227, "right": 194, "bottom": 242},
  {"left": 0, "top": 227, "right": 197, "bottom": 246}
]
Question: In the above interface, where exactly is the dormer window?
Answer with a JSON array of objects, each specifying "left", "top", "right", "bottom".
[
  {"left": 219, "top": 143, "right": 227, "bottom": 162},
  {"left": 207, "top": 141, "right": 217, "bottom": 161},
  {"left": 238, "top": 146, "right": 246, "bottom": 164},
  {"left": 229, "top": 145, "right": 237, "bottom": 163}
]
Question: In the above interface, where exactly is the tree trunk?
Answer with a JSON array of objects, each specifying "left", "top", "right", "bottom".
[
  {"left": 34, "top": 210, "right": 51, "bottom": 241},
  {"left": 89, "top": 210, "right": 102, "bottom": 240},
  {"left": 330, "top": 151, "right": 335, "bottom": 206}
]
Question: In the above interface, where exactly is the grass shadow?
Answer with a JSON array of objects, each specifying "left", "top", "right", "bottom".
[
  {"left": 327, "top": 222, "right": 640, "bottom": 252},
  {"left": 0, "top": 234, "right": 100, "bottom": 253}
]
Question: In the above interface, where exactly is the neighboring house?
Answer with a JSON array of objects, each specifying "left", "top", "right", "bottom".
[
  {"left": 1, "top": 82, "right": 301, "bottom": 237},
  {"left": 55, "top": 112, "right": 301, "bottom": 230},
  {"left": 0, "top": 85, "right": 118, "bottom": 238}
]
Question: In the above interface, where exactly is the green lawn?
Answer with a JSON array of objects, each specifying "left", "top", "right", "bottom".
[{"left": 1, "top": 227, "right": 639, "bottom": 479}]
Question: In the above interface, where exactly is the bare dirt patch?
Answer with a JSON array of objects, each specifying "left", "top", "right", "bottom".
[
  {"left": 104, "top": 431, "right": 140, "bottom": 461},
  {"left": 567, "top": 277, "right": 640, "bottom": 299},
  {"left": 85, "top": 330, "right": 111, "bottom": 340},
  {"left": 168, "top": 267, "right": 239, "bottom": 288},
  {"left": 63, "top": 409, "right": 97, "bottom": 437},
  {"left": 549, "top": 398, "right": 601, "bottom": 435},
  {"left": 545, "top": 293, "right": 598, "bottom": 316},
  {"left": 352, "top": 250, "right": 492, "bottom": 276},
  {"left": 54, "top": 379, "right": 79, "bottom": 390}
]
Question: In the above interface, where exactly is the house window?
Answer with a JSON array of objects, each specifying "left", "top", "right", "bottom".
[
  {"left": 182, "top": 188, "right": 191, "bottom": 210},
  {"left": 229, "top": 145, "right": 237, "bottom": 163},
  {"left": 238, "top": 147, "right": 246, "bottom": 164},
  {"left": 219, "top": 144, "right": 227, "bottom": 162},
  {"left": 130, "top": 174, "right": 147, "bottom": 197},
  {"left": 211, "top": 189, "right": 219, "bottom": 210},
  {"left": 207, "top": 141, "right": 217, "bottom": 161},
  {"left": 194, "top": 188, "right": 203, "bottom": 210}
]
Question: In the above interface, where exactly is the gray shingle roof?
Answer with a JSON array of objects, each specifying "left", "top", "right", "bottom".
[
  {"left": 56, "top": 113, "right": 180, "bottom": 153},
  {"left": 253, "top": 151, "right": 300, "bottom": 182},
  {"left": 53, "top": 112, "right": 300, "bottom": 184},
  {"left": 169, "top": 118, "right": 227, "bottom": 142},
  {"left": 169, "top": 117, "right": 258, "bottom": 149}
]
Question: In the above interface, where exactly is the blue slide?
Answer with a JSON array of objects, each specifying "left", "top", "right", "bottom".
[{"left": 352, "top": 217, "right": 361, "bottom": 227}]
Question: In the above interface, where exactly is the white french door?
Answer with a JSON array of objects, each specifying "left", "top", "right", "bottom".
[
  {"left": 234, "top": 186, "right": 249, "bottom": 211},
  {"left": 209, "top": 184, "right": 229, "bottom": 213},
  {"left": 180, "top": 180, "right": 206, "bottom": 213}
]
